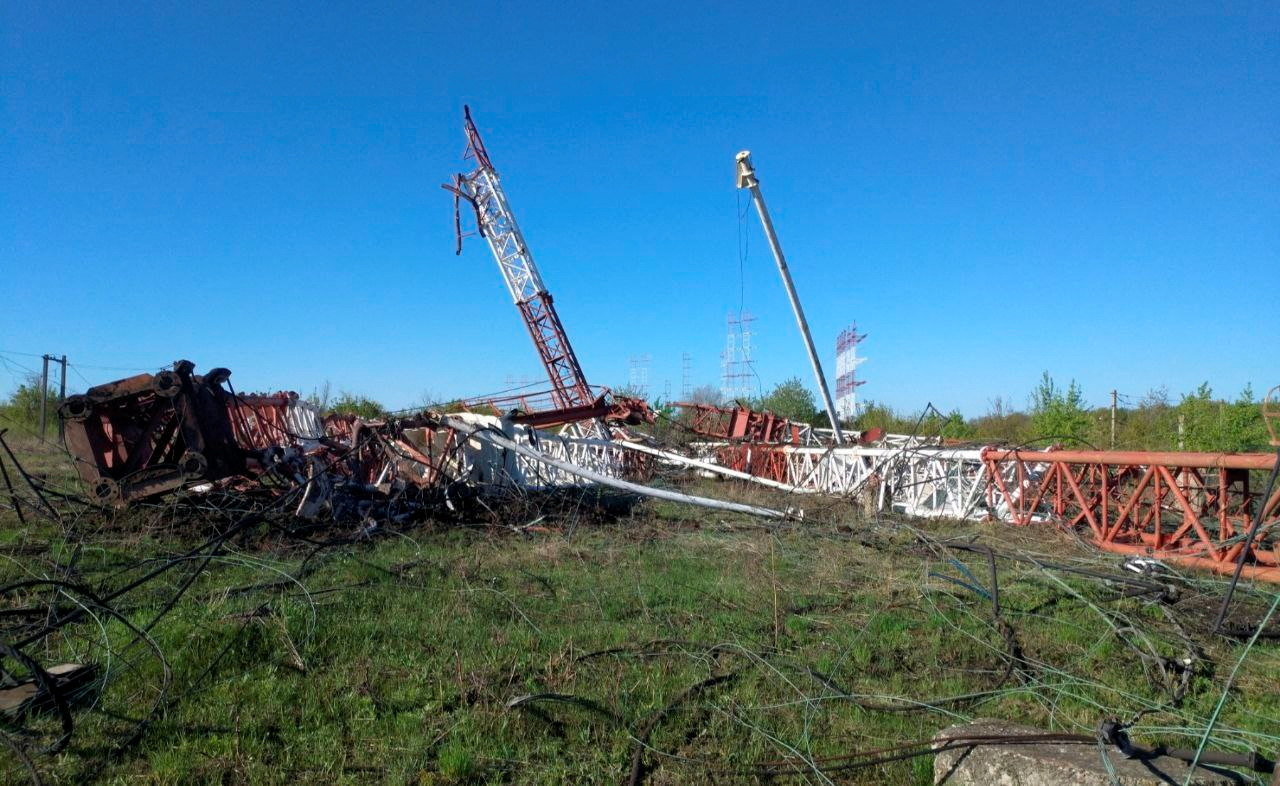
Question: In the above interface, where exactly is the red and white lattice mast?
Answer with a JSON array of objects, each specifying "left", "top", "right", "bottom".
[
  {"left": 835, "top": 324, "right": 867, "bottom": 421},
  {"left": 445, "top": 106, "right": 595, "bottom": 412}
]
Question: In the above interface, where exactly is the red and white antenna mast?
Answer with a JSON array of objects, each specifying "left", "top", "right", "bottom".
[
  {"left": 835, "top": 324, "right": 867, "bottom": 421},
  {"left": 445, "top": 106, "right": 594, "bottom": 411}
]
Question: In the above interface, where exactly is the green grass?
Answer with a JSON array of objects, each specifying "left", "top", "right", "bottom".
[{"left": 0, "top": 443, "right": 1277, "bottom": 784}]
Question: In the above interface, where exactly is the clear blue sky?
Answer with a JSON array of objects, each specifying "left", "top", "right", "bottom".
[{"left": 2, "top": 2, "right": 1276, "bottom": 416}]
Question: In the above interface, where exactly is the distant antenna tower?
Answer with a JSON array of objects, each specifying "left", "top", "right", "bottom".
[
  {"left": 721, "top": 310, "right": 757, "bottom": 402},
  {"left": 662, "top": 379, "right": 671, "bottom": 400},
  {"left": 628, "top": 354, "right": 651, "bottom": 397},
  {"left": 835, "top": 323, "right": 867, "bottom": 421},
  {"left": 681, "top": 352, "right": 692, "bottom": 399}
]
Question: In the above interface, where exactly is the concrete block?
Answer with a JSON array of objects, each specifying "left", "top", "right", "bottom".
[{"left": 934, "top": 719, "right": 1245, "bottom": 786}]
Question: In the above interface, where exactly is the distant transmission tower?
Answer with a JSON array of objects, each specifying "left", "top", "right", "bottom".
[
  {"left": 835, "top": 323, "right": 867, "bottom": 421},
  {"left": 721, "top": 310, "right": 757, "bottom": 402},
  {"left": 628, "top": 354, "right": 651, "bottom": 397},
  {"left": 681, "top": 353, "right": 692, "bottom": 399}
]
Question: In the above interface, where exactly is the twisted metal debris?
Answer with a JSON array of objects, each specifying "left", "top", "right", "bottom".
[{"left": 0, "top": 362, "right": 1275, "bottom": 783}]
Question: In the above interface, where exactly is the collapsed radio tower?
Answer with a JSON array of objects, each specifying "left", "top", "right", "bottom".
[
  {"left": 445, "top": 106, "right": 594, "bottom": 412},
  {"left": 721, "top": 310, "right": 756, "bottom": 402},
  {"left": 835, "top": 323, "right": 867, "bottom": 421},
  {"left": 443, "top": 107, "right": 652, "bottom": 432}
]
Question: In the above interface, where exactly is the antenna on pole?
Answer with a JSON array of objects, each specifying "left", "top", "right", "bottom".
[{"left": 735, "top": 151, "right": 844, "bottom": 443}]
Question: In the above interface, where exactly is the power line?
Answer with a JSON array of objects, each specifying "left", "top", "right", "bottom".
[
  {"left": 0, "top": 348, "right": 157, "bottom": 374},
  {"left": 67, "top": 364, "right": 96, "bottom": 388},
  {"left": 0, "top": 354, "right": 42, "bottom": 377}
]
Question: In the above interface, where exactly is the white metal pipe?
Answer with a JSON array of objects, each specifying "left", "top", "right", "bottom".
[
  {"left": 444, "top": 416, "right": 788, "bottom": 519},
  {"left": 735, "top": 151, "right": 844, "bottom": 445}
]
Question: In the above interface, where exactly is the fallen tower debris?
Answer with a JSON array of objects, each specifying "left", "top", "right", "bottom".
[{"left": 51, "top": 361, "right": 1280, "bottom": 584}]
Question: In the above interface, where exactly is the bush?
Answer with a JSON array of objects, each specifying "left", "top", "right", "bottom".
[
  {"left": 0, "top": 373, "right": 60, "bottom": 430},
  {"left": 1028, "top": 371, "right": 1090, "bottom": 446},
  {"left": 757, "top": 377, "right": 819, "bottom": 424},
  {"left": 326, "top": 392, "right": 385, "bottom": 419}
]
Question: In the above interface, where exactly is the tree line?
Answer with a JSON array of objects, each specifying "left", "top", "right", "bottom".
[
  {"left": 5, "top": 370, "right": 1273, "bottom": 454},
  {"left": 673, "top": 372, "right": 1273, "bottom": 453}
]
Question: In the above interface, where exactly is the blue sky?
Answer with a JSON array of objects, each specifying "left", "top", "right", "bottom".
[{"left": 2, "top": 2, "right": 1276, "bottom": 416}]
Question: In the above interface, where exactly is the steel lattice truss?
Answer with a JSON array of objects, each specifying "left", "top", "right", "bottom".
[
  {"left": 449, "top": 107, "right": 593, "bottom": 411},
  {"left": 709, "top": 442, "right": 1280, "bottom": 581}
]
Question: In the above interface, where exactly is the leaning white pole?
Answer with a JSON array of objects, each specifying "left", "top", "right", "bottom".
[
  {"left": 735, "top": 151, "right": 845, "bottom": 444},
  {"left": 443, "top": 416, "right": 788, "bottom": 519}
]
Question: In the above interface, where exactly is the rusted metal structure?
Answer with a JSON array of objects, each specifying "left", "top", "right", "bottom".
[
  {"left": 59, "top": 361, "right": 247, "bottom": 506},
  {"left": 982, "top": 448, "right": 1280, "bottom": 582},
  {"left": 442, "top": 106, "right": 653, "bottom": 432},
  {"left": 227, "top": 391, "right": 324, "bottom": 451},
  {"left": 459, "top": 386, "right": 652, "bottom": 430},
  {"left": 57, "top": 361, "right": 654, "bottom": 512},
  {"left": 673, "top": 401, "right": 880, "bottom": 447},
  {"left": 58, "top": 363, "right": 334, "bottom": 507},
  {"left": 675, "top": 402, "right": 810, "bottom": 444},
  {"left": 55, "top": 361, "right": 1280, "bottom": 582}
]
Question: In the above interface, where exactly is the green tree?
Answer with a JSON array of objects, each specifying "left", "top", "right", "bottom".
[
  {"left": 969, "top": 396, "right": 1033, "bottom": 444},
  {"left": 1028, "top": 372, "right": 1090, "bottom": 445},
  {"left": 1225, "top": 384, "right": 1269, "bottom": 452},
  {"left": 326, "top": 392, "right": 385, "bottom": 419},
  {"left": 304, "top": 380, "right": 333, "bottom": 411},
  {"left": 854, "top": 400, "right": 901, "bottom": 434},
  {"left": 686, "top": 385, "right": 724, "bottom": 406},
  {"left": 1173, "top": 382, "right": 1269, "bottom": 452},
  {"left": 0, "top": 373, "right": 60, "bottom": 429},
  {"left": 758, "top": 377, "right": 819, "bottom": 424},
  {"left": 1116, "top": 387, "right": 1175, "bottom": 450},
  {"left": 1175, "top": 382, "right": 1217, "bottom": 451},
  {"left": 939, "top": 408, "right": 976, "bottom": 441}
]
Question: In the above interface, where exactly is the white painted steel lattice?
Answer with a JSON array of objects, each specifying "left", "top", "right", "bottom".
[{"left": 449, "top": 107, "right": 594, "bottom": 411}]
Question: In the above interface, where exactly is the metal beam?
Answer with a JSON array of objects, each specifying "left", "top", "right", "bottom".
[{"left": 735, "top": 151, "right": 844, "bottom": 444}]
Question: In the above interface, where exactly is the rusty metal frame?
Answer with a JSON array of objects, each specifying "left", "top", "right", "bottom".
[
  {"left": 59, "top": 361, "right": 247, "bottom": 506},
  {"left": 981, "top": 448, "right": 1280, "bottom": 581},
  {"left": 674, "top": 402, "right": 807, "bottom": 444}
]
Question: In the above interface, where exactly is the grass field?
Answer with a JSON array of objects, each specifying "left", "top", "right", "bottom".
[{"left": 0, "top": 435, "right": 1278, "bottom": 784}]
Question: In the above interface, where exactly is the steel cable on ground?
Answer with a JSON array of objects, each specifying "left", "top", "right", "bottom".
[{"left": 5, "top": 412, "right": 1274, "bottom": 786}]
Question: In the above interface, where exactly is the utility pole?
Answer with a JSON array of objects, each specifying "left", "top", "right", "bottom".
[
  {"left": 38, "top": 354, "right": 50, "bottom": 441},
  {"left": 1110, "top": 390, "right": 1117, "bottom": 449},
  {"left": 58, "top": 355, "right": 68, "bottom": 443},
  {"left": 1177, "top": 414, "right": 1186, "bottom": 451},
  {"left": 734, "top": 151, "right": 844, "bottom": 444}
]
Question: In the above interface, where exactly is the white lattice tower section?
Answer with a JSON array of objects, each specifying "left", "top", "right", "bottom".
[{"left": 721, "top": 311, "right": 756, "bottom": 402}]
